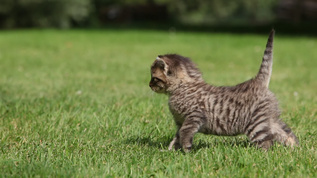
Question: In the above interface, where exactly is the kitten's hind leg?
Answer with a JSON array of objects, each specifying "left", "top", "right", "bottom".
[
  {"left": 253, "top": 136, "right": 274, "bottom": 151},
  {"left": 272, "top": 120, "right": 299, "bottom": 147},
  {"left": 245, "top": 117, "right": 274, "bottom": 150}
]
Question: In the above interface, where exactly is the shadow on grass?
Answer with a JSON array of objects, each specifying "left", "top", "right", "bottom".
[
  {"left": 192, "top": 138, "right": 252, "bottom": 152},
  {"left": 124, "top": 135, "right": 172, "bottom": 149},
  {"left": 124, "top": 135, "right": 252, "bottom": 152}
]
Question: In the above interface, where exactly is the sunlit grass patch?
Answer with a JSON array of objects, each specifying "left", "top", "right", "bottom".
[{"left": 0, "top": 30, "right": 316, "bottom": 177}]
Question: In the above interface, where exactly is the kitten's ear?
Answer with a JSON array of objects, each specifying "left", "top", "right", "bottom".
[{"left": 153, "top": 58, "right": 167, "bottom": 70}]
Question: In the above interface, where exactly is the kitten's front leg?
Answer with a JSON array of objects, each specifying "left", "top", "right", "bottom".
[
  {"left": 168, "top": 137, "right": 179, "bottom": 150},
  {"left": 179, "top": 116, "right": 204, "bottom": 152},
  {"left": 168, "top": 130, "right": 181, "bottom": 151}
]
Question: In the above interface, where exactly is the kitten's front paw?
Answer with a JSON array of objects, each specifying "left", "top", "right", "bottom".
[
  {"left": 183, "top": 146, "right": 192, "bottom": 153},
  {"left": 168, "top": 138, "right": 181, "bottom": 151},
  {"left": 174, "top": 143, "right": 181, "bottom": 151}
]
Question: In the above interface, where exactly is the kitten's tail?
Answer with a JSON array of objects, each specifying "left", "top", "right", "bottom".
[{"left": 255, "top": 29, "right": 275, "bottom": 88}]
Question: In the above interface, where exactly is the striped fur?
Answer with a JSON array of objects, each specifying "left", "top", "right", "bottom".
[{"left": 149, "top": 30, "right": 298, "bottom": 152}]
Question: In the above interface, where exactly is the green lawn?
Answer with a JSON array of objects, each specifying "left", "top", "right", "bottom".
[{"left": 0, "top": 29, "right": 316, "bottom": 177}]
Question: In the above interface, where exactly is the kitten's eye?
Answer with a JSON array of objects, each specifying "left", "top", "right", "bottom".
[{"left": 167, "top": 70, "right": 172, "bottom": 75}]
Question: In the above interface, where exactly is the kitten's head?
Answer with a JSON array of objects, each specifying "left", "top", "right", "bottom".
[{"left": 149, "top": 54, "right": 203, "bottom": 94}]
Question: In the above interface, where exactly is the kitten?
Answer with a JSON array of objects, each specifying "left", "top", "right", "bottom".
[{"left": 149, "top": 30, "right": 298, "bottom": 152}]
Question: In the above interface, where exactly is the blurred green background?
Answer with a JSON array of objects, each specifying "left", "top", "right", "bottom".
[{"left": 0, "top": 0, "right": 317, "bottom": 34}]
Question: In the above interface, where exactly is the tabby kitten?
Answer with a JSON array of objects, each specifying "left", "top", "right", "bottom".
[{"left": 149, "top": 30, "right": 298, "bottom": 152}]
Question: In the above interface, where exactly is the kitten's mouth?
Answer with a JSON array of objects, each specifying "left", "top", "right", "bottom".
[{"left": 150, "top": 86, "right": 164, "bottom": 93}]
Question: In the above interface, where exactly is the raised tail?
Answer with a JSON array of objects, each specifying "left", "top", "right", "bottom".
[{"left": 255, "top": 29, "right": 275, "bottom": 88}]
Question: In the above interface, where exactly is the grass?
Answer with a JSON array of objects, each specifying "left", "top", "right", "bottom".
[{"left": 0, "top": 29, "right": 316, "bottom": 177}]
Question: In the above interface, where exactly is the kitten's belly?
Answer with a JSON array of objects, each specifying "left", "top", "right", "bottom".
[
  {"left": 170, "top": 105, "right": 242, "bottom": 135},
  {"left": 198, "top": 119, "right": 241, "bottom": 136},
  {"left": 199, "top": 129, "right": 237, "bottom": 136}
]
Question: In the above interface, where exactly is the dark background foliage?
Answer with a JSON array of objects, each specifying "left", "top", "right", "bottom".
[{"left": 0, "top": 0, "right": 316, "bottom": 32}]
